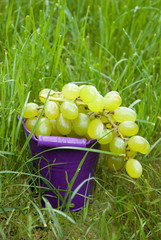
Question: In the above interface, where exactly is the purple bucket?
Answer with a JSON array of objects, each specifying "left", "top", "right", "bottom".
[{"left": 22, "top": 119, "right": 100, "bottom": 211}]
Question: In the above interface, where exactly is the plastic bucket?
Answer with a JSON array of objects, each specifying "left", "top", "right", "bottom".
[{"left": 22, "top": 119, "right": 100, "bottom": 211}]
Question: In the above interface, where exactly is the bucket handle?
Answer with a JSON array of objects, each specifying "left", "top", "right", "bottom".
[{"left": 38, "top": 135, "right": 88, "bottom": 148}]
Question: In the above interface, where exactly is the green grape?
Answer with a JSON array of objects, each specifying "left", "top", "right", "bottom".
[
  {"left": 44, "top": 101, "right": 59, "bottom": 120},
  {"left": 98, "top": 129, "right": 113, "bottom": 145},
  {"left": 60, "top": 101, "right": 78, "bottom": 120},
  {"left": 62, "top": 83, "right": 80, "bottom": 100},
  {"left": 39, "top": 88, "right": 55, "bottom": 103},
  {"left": 106, "top": 123, "right": 113, "bottom": 129},
  {"left": 107, "top": 156, "right": 125, "bottom": 171},
  {"left": 37, "top": 106, "right": 44, "bottom": 117},
  {"left": 23, "top": 103, "right": 39, "bottom": 118},
  {"left": 50, "top": 120, "right": 62, "bottom": 136},
  {"left": 79, "top": 85, "right": 86, "bottom": 90},
  {"left": 73, "top": 113, "right": 90, "bottom": 136},
  {"left": 125, "top": 159, "right": 142, "bottom": 178},
  {"left": 109, "top": 137, "right": 126, "bottom": 154},
  {"left": 128, "top": 136, "right": 151, "bottom": 154},
  {"left": 56, "top": 113, "right": 72, "bottom": 135},
  {"left": 108, "top": 113, "right": 115, "bottom": 122},
  {"left": 35, "top": 118, "right": 52, "bottom": 137},
  {"left": 118, "top": 121, "right": 139, "bottom": 136},
  {"left": 141, "top": 142, "right": 151, "bottom": 154},
  {"left": 88, "top": 93, "right": 104, "bottom": 113},
  {"left": 80, "top": 85, "right": 97, "bottom": 103},
  {"left": 25, "top": 117, "right": 38, "bottom": 133},
  {"left": 67, "top": 127, "right": 80, "bottom": 138},
  {"left": 101, "top": 116, "right": 109, "bottom": 124},
  {"left": 107, "top": 91, "right": 120, "bottom": 96},
  {"left": 125, "top": 145, "right": 136, "bottom": 158},
  {"left": 113, "top": 107, "right": 137, "bottom": 122},
  {"left": 104, "top": 115, "right": 114, "bottom": 129},
  {"left": 78, "top": 105, "right": 90, "bottom": 114},
  {"left": 101, "top": 116, "right": 113, "bottom": 129},
  {"left": 87, "top": 118, "right": 104, "bottom": 139},
  {"left": 100, "top": 144, "right": 110, "bottom": 152},
  {"left": 112, "top": 128, "right": 117, "bottom": 138},
  {"left": 85, "top": 132, "right": 91, "bottom": 141},
  {"left": 104, "top": 91, "right": 122, "bottom": 111}
]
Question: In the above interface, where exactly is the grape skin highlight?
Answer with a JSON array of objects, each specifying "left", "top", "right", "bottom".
[
  {"left": 98, "top": 129, "right": 113, "bottom": 145},
  {"left": 128, "top": 135, "right": 151, "bottom": 154},
  {"left": 44, "top": 101, "right": 59, "bottom": 120},
  {"left": 80, "top": 85, "right": 97, "bottom": 103},
  {"left": 50, "top": 119, "right": 62, "bottom": 136},
  {"left": 56, "top": 113, "right": 72, "bottom": 135},
  {"left": 39, "top": 88, "right": 55, "bottom": 103},
  {"left": 62, "top": 83, "right": 80, "bottom": 100},
  {"left": 118, "top": 121, "right": 139, "bottom": 136},
  {"left": 113, "top": 107, "right": 137, "bottom": 122},
  {"left": 35, "top": 118, "right": 52, "bottom": 137},
  {"left": 104, "top": 92, "right": 122, "bottom": 111},
  {"left": 60, "top": 101, "right": 78, "bottom": 120},
  {"left": 109, "top": 137, "right": 126, "bottom": 154},
  {"left": 88, "top": 93, "right": 104, "bottom": 113},
  {"left": 87, "top": 119, "right": 104, "bottom": 139},
  {"left": 73, "top": 113, "right": 90, "bottom": 136}
]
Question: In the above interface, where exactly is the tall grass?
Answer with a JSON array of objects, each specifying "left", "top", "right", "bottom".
[{"left": 0, "top": 0, "right": 161, "bottom": 239}]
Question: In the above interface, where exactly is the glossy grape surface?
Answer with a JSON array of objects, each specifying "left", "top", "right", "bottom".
[
  {"left": 126, "top": 159, "right": 142, "bottom": 178},
  {"left": 87, "top": 119, "right": 104, "bottom": 139},
  {"left": 107, "top": 156, "right": 125, "bottom": 171},
  {"left": 45, "top": 101, "right": 59, "bottom": 120},
  {"left": 80, "top": 85, "right": 97, "bottom": 103},
  {"left": 118, "top": 121, "right": 139, "bottom": 136},
  {"left": 23, "top": 103, "right": 39, "bottom": 118},
  {"left": 88, "top": 94, "right": 104, "bottom": 113},
  {"left": 73, "top": 113, "right": 90, "bottom": 136},
  {"left": 50, "top": 119, "right": 62, "bottom": 136},
  {"left": 104, "top": 91, "right": 122, "bottom": 111},
  {"left": 98, "top": 129, "right": 113, "bottom": 145},
  {"left": 62, "top": 83, "right": 80, "bottom": 100},
  {"left": 60, "top": 101, "right": 78, "bottom": 120},
  {"left": 39, "top": 88, "right": 55, "bottom": 103},
  {"left": 113, "top": 107, "right": 137, "bottom": 122},
  {"left": 56, "top": 113, "right": 72, "bottom": 135},
  {"left": 35, "top": 118, "right": 52, "bottom": 137},
  {"left": 109, "top": 137, "right": 126, "bottom": 154},
  {"left": 25, "top": 117, "right": 38, "bottom": 133},
  {"left": 128, "top": 136, "right": 151, "bottom": 154}
]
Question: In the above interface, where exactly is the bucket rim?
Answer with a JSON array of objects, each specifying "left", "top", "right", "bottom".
[{"left": 22, "top": 117, "right": 98, "bottom": 147}]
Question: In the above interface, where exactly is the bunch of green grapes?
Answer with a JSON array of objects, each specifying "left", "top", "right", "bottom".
[{"left": 22, "top": 83, "right": 151, "bottom": 179}]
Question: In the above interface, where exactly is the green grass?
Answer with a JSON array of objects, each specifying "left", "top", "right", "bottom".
[{"left": 0, "top": 0, "right": 161, "bottom": 239}]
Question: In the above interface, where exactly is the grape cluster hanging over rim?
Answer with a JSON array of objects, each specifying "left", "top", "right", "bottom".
[{"left": 22, "top": 83, "right": 151, "bottom": 179}]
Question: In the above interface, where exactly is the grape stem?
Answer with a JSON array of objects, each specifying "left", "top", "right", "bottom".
[
  {"left": 39, "top": 94, "right": 88, "bottom": 107},
  {"left": 103, "top": 111, "right": 126, "bottom": 141}
]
